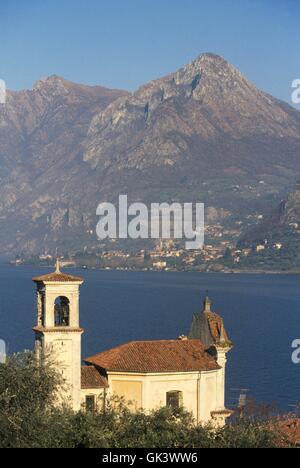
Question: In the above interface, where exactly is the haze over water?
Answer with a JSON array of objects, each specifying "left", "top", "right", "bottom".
[{"left": 0, "top": 265, "right": 299, "bottom": 411}]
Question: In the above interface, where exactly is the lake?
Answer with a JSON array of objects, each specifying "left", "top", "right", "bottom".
[{"left": 0, "top": 265, "right": 299, "bottom": 411}]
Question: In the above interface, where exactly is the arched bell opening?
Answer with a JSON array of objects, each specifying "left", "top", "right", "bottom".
[{"left": 54, "top": 296, "right": 70, "bottom": 327}]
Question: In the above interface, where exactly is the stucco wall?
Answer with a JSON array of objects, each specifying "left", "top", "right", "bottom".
[
  {"left": 42, "top": 331, "right": 82, "bottom": 411},
  {"left": 112, "top": 380, "right": 142, "bottom": 410},
  {"left": 107, "top": 369, "right": 224, "bottom": 423}
]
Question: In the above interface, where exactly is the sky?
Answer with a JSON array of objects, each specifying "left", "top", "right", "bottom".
[{"left": 0, "top": 0, "right": 299, "bottom": 105}]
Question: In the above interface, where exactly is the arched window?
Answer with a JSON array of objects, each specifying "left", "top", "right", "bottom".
[
  {"left": 166, "top": 391, "right": 183, "bottom": 410},
  {"left": 54, "top": 296, "right": 70, "bottom": 327}
]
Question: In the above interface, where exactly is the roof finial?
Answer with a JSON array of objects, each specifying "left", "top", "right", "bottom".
[
  {"left": 203, "top": 291, "right": 212, "bottom": 312},
  {"left": 55, "top": 258, "right": 61, "bottom": 273}
]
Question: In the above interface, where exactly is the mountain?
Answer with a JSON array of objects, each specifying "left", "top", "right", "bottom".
[{"left": 0, "top": 54, "right": 300, "bottom": 258}]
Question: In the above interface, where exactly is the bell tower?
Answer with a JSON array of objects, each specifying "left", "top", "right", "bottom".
[{"left": 32, "top": 261, "right": 84, "bottom": 411}]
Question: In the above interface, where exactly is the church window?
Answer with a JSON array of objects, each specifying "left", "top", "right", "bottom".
[
  {"left": 166, "top": 391, "right": 183, "bottom": 410},
  {"left": 85, "top": 395, "right": 96, "bottom": 413},
  {"left": 54, "top": 296, "right": 70, "bottom": 326}
]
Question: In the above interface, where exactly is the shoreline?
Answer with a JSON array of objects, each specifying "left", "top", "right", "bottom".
[{"left": 5, "top": 263, "right": 300, "bottom": 276}]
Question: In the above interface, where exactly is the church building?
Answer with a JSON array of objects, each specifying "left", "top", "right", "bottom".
[{"left": 32, "top": 262, "right": 233, "bottom": 426}]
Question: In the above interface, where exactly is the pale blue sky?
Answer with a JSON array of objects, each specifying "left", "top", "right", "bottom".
[{"left": 0, "top": 0, "right": 299, "bottom": 104}]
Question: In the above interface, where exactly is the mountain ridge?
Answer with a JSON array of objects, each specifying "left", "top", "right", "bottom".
[{"left": 0, "top": 53, "right": 300, "bottom": 258}]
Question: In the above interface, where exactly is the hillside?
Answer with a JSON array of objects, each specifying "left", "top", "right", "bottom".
[{"left": 234, "top": 182, "right": 300, "bottom": 271}]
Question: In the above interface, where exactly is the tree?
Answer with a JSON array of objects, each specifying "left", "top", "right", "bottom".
[{"left": 0, "top": 351, "right": 62, "bottom": 448}]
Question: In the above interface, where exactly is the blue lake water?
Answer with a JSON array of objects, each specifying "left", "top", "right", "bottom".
[{"left": 0, "top": 265, "right": 299, "bottom": 411}]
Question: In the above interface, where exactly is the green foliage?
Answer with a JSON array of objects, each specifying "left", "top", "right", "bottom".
[
  {"left": 213, "top": 419, "right": 278, "bottom": 449},
  {"left": 0, "top": 352, "right": 289, "bottom": 448},
  {"left": 0, "top": 351, "right": 63, "bottom": 448}
]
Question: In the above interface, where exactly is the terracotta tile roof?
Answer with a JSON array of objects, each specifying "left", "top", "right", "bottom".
[
  {"left": 32, "top": 271, "right": 83, "bottom": 283},
  {"left": 206, "top": 312, "right": 230, "bottom": 344},
  {"left": 84, "top": 340, "right": 220, "bottom": 373},
  {"left": 81, "top": 366, "right": 108, "bottom": 389}
]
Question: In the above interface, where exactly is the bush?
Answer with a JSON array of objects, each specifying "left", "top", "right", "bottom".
[{"left": 0, "top": 352, "right": 292, "bottom": 448}]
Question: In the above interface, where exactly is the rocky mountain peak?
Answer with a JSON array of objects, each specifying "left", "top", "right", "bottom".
[
  {"left": 131, "top": 52, "right": 239, "bottom": 101},
  {"left": 177, "top": 52, "right": 237, "bottom": 78},
  {"left": 84, "top": 52, "right": 300, "bottom": 172},
  {"left": 169, "top": 52, "right": 252, "bottom": 103},
  {"left": 33, "top": 75, "right": 70, "bottom": 94}
]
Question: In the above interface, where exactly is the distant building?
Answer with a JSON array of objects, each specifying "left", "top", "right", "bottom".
[
  {"left": 152, "top": 261, "right": 167, "bottom": 270},
  {"left": 39, "top": 254, "right": 53, "bottom": 261},
  {"left": 60, "top": 260, "right": 76, "bottom": 268},
  {"left": 32, "top": 263, "right": 233, "bottom": 426}
]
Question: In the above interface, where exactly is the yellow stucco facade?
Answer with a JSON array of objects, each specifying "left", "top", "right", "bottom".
[{"left": 106, "top": 360, "right": 228, "bottom": 424}]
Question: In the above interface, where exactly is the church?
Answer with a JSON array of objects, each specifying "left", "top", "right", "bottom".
[{"left": 32, "top": 262, "right": 233, "bottom": 426}]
